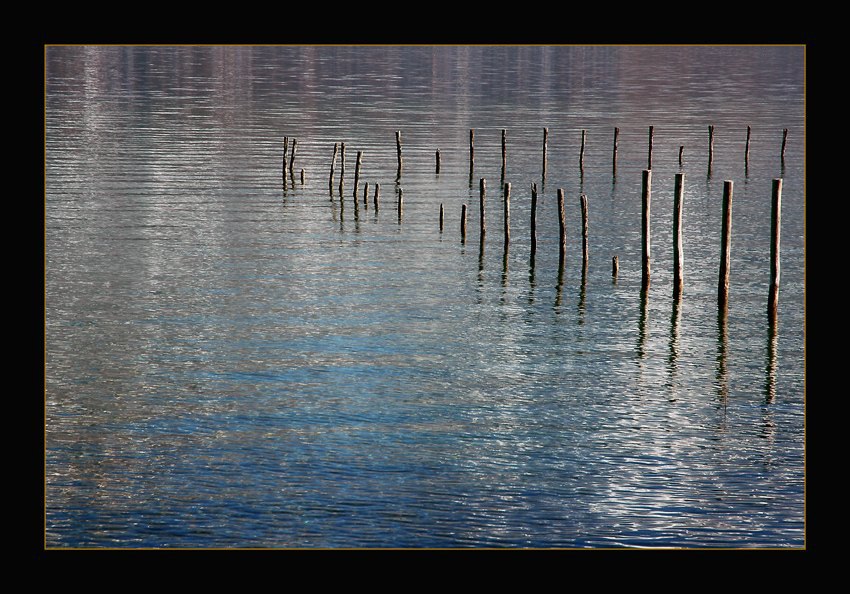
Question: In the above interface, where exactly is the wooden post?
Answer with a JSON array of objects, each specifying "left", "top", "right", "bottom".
[
  {"left": 542, "top": 128, "right": 549, "bottom": 181},
  {"left": 673, "top": 172, "right": 685, "bottom": 298},
  {"left": 439, "top": 203, "right": 444, "bottom": 232},
  {"left": 339, "top": 142, "right": 346, "bottom": 196},
  {"left": 530, "top": 182, "right": 538, "bottom": 258},
  {"left": 289, "top": 138, "right": 297, "bottom": 174},
  {"left": 708, "top": 125, "right": 715, "bottom": 170},
  {"left": 612, "top": 255, "right": 619, "bottom": 279},
  {"left": 503, "top": 182, "right": 510, "bottom": 248},
  {"left": 768, "top": 178, "right": 782, "bottom": 319},
  {"left": 436, "top": 149, "right": 441, "bottom": 174},
  {"left": 396, "top": 131, "right": 403, "bottom": 175},
  {"left": 745, "top": 125, "right": 752, "bottom": 166},
  {"left": 678, "top": 145, "right": 684, "bottom": 168},
  {"left": 501, "top": 129, "right": 507, "bottom": 179},
  {"left": 282, "top": 136, "right": 289, "bottom": 176},
  {"left": 580, "top": 129, "right": 587, "bottom": 170},
  {"left": 557, "top": 188, "right": 566, "bottom": 266},
  {"left": 613, "top": 127, "right": 620, "bottom": 175},
  {"left": 647, "top": 126, "right": 654, "bottom": 170},
  {"left": 469, "top": 129, "right": 475, "bottom": 175},
  {"left": 353, "top": 150, "right": 363, "bottom": 199},
  {"left": 300, "top": 168, "right": 305, "bottom": 185},
  {"left": 329, "top": 142, "right": 339, "bottom": 192},
  {"left": 580, "top": 193, "right": 589, "bottom": 270},
  {"left": 641, "top": 169, "right": 652, "bottom": 290},
  {"left": 479, "top": 178, "right": 486, "bottom": 239},
  {"left": 718, "top": 180, "right": 733, "bottom": 309},
  {"left": 373, "top": 183, "right": 380, "bottom": 210},
  {"left": 461, "top": 204, "right": 467, "bottom": 243},
  {"left": 781, "top": 128, "right": 788, "bottom": 161},
  {"left": 363, "top": 182, "right": 369, "bottom": 208}
]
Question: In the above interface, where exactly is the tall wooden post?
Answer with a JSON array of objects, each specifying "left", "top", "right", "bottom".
[
  {"left": 469, "top": 129, "right": 475, "bottom": 176},
  {"left": 461, "top": 204, "right": 468, "bottom": 243},
  {"left": 436, "top": 149, "right": 441, "bottom": 174},
  {"left": 440, "top": 203, "right": 444, "bottom": 233},
  {"left": 501, "top": 129, "right": 507, "bottom": 179},
  {"left": 641, "top": 169, "right": 652, "bottom": 290},
  {"left": 647, "top": 126, "right": 654, "bottom": 170},
  {"left": 708, "top": 125, "right": 715, "bottom": 171},
  {"left": 613, "top": 127, "right": 620, "bottom": 176},
  {"left": 530, "top": 182, "right": 538, "bottom": 258},
  {"left": 289, "top": 138, "right": 297, "bottom": 174},
  {"left": 580, "top": 193, "right": 589, "bottom": 272},
  {"left": 282, "top": 136, "right": 289, "bottom": 176},
  {"left": 479, "top": 178, "right": 486, "bottom": 239},
  {"left": 718, "top": 180, "right": 733, "bottom": 310},
  {"left": 768, "top": 178, "right": 782, "bottom": 319},
  {"left": 542, "top": 128, "right": 549, "bottom": 181},
  {"left": 503, "top": 182, "right": 511, "bottom": 248},
  {"left": 353, "top": 150, "right": 363, "bottom": 200},
  {"left": 329, "top": 142, "right": 339, "bottom": 193},
  {"left": 396, "top": 131, "right": 403, "bottom": 176},
  {"left": 339, "top": 142, "right": 346, "bottom": 196},
  {"left": 557, "top": 188, "right": 566, "bottom": 266},
  {"left": 673, "top": 172, "right": 685, "bottom": 298},
  {"left": 781, "top": 128, "right": 788, "bottom": 161},
  {"left": 580, "top": 129, "right": 587, "bottom": 171},
  {"left": 745, "top": 125, "right": 752, "bottom": 166}
]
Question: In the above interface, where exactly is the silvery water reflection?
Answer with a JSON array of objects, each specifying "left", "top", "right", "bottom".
[{"left": 45, "top": 45, "right": 804, "bottom": 548}]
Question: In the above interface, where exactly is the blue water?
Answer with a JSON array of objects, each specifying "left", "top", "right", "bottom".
[{"left": 45, "top": 45, "right": 805, "bottom": 548}]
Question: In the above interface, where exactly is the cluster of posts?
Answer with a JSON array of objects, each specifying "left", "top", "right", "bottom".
[{"left": 281, "top": 126, "right": 787, "bottom": 324}]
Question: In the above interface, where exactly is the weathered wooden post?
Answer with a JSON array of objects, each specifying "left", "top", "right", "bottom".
[
  {"left": 469, "top": 129, "right": 475, "bottom": 176},
  {"left": 397, "top": 187, "right": 403, "bottom": 222},
  {"left": 557, "top": 188, "right": 566, "bottom": 266},
  {"left": 768, "top": 178, "right": 782, "bottom": 320},
  {"left": 373, "top": 183, "right": 380, "bottom": 210},
  {"left": 678, "top": 145, "right": 684, "bottom": 168},
  {"left": 580, "top": 129, "right": 587, "bottom": 171},
  {"left": 282, "top": 136, "right": 289, "bottom": 176},
  {"left": 641, "top": 169, "right": 652, "bottom": 290},
  {"left": 396, "top": 131, "right": 403, "bottom": 175},
  {"left": 612, "top": 127, "right": 620, "bottom": 176},
  {"left": 503, "top": 182, "right": 511, "bottom": 248},
  {"left": 718, "top": 180, "right": 733, "bottom": 310},
  {"left": 436, "top": 149, "right": 441, "bottom": 174},
  {"left": 530, "top": 182, "right": 538, "bottom": 259},
  {"left": 501, "top": 129, "right": 507, "bottom": 179},
  {"left": 542, "top": 128, "right": 549, "bottom": 181},
  {"left": 339, "top": 142, "right": 346, "bottom": 196},
  {"left": 648, "top": 126, "right": 654, "bottom": 170},
  {"left": 329, "top": 142, "right": 339, "bottom": 193},
  {"left": 300, "top": 169, "right": 305, "bottom": 185},
  {"left": 708, "top": 125, "right": 715, "bottom": 171},
  {"left": 479, "top": 178, "right": 486, "bottom": 239},
  {"left": 461, "top": 204, "right": 468, "bottom": 243},
  {"left": 440, "top": 203, "right": 444, "bottom": 233},
  {"left": 353, "top": 150, "right": 363, "bottom": 200},
  {"left": 612, "top": 255, "right": 619, "bottom": 280},
  {"left": 781, "top": 128, "right": 788, "bottom": 161},
  {"left": 289, "top": 138, "right": 297, "bottom": 174},
  {"left": 363, "top": 182, "right": 369, "bottom": 209},
  {"left": 745, "top": 125, "right": 752, "bottom": 166},
  {"left": 673, "top": 172, "right": 685, "bottom": 298},
  {"left": 580, "top": 193, "right": 589, "bottom": 271}
]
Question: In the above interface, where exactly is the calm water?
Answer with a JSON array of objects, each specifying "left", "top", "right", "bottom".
[{"left": 44, "top": 45, "right": 806, "bottom": 548}]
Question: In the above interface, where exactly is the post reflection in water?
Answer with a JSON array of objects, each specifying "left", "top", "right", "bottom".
[
  {"left": 716, "top": 303, "right": 729, "bottom": 405},
  {"left": 636, "top": 287, "right": 648, "bottom": 362},
  {"left": 667, "top": 294, "right": 682, "bottom": 400},
  {"left": 765, "top": 312, "right": 779, "bottom": 404}
]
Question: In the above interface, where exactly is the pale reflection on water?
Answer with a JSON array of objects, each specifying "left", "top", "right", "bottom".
[{"left": 45, "top": 45, "right": 804, "bottom": 548}]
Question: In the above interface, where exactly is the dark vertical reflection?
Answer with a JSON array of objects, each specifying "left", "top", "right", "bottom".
[
  {"left": 765, "top": 311, "right": 778, "bottom": 404},
  {"left": 578, "top": 265, "right": 587, "bottom": 325},
  {"left": 716, "top": 304, "right": 729, "bottom": 405},
  {"left": 636, "top": 287, "right": 648, "bottom": 361},
  {"left": 667, "top": 295, "right": 682, "bottom": 399}
]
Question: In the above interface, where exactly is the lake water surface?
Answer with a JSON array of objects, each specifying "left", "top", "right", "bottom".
[{"left": 44, "top": 45, "right": 805, "bottom": 548}]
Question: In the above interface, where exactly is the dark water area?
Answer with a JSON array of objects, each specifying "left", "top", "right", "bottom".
[{"left": 44, "top": 45, "right": 805, "bottom": 548}]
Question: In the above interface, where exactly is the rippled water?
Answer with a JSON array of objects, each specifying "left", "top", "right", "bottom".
[{"left": 44, "top": 45, "right": 805, "bottom": 548}]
